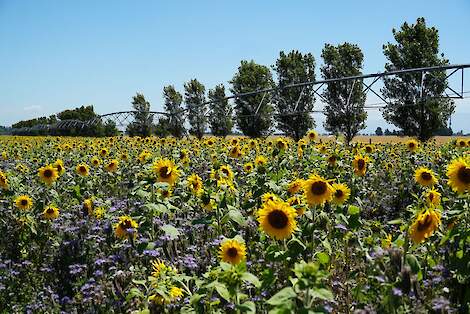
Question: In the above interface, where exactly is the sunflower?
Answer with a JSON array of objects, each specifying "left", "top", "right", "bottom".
[
  {"left": 169, "top": 286, "right": 184, "bottom": 300},
  {"left": 76, "top": 164, "right": 90, "bottom": 176},
  {"left": 187, "top": 174, "right": 203, "bottom": 195},
  {"left": 456, "top": 138, "right": 467, "bottom": 148},
  {"left": 114, "top": 215, "right": 138, "bottom": 239},
  {"left": 409, "top": 208, "right": 441, "bottom": 244},
  {"left": 38, "top": 164, "right": 59, "bottom": 185},
  {"left": 446, "top": 158, "right": 470, "bottom": 194},
  {"left": 276, "top": 138, "right": 288, "bottom": 151},
  {"left": 257, "top": 199, "right": 297, "bottom": 240},
  {"left": 303, "top": 174, "right": 334, "bottom": 206},
  {"left": 0, "top": 171, "right": 9, "bottom": 190},
  {"left": 159, "top": 188, "right": 172, "bottom": 199},
  {"left": 104, "top": 159, "right": 119, "bottom": 172},
  {"left": 219, "top": 238, "right": 247, "bottom": 265},
  {"left": 244, "top": 162, "right": 254, "bottom": 173},
  {"left": 287, "top": 196, "right": 306, "bottom": 216},
  {"left": 43, "top": 205, "right": 60, "bottom": 220},
  {"left": 414, "top": 167, "right": 438, "bottom": 187},
  {"left": 364, "top": 145, "right": 374, "bottom": 154},
  {"left": 83, "top": 198, "right": 94, "bottom": 216},
  {"left": 424, "top": 188, "right": 441, "bottom": 207},
  {"left": 306, "top": 130, "right": 318, "bottom": 142},
  {"left": 327, "top": 154, "right": 337, "bottom": 166},
  {"left": 352, "top": 155, "right": 368, "bottom": 176},
  {"left": 405, "top": 139, "right": 419, "bottom": 153},
  {"left": 153, "top": 159, "right": 180, "bottom": 186},
  {"left": 201, "top": 194, "right": 215, "bottom": 211},
  {"left": 53, "top": 159, "right": 65, "bottom": 175},
  {"left": 15, "top": 195, "right": 33, "bottom": 210},
  {"left": 254, "top": 155, "right": 267, "bottom": 167},
  {"left": 138, "top": 151, "right": 151, "bottom": 163},
  {"left": 229, "top": 145, "right": 242, "bottom": 158},
  {"left": 99, "top": 148, "right": 109, "bottom": 157},
  {"left": 262, "top": 192, "right": 279, "bottom": 203},
  {"left": 287, "top": 179, "right": 304, "bottom": 195},
  {"left": 91, "top": 156, "right": 101, "bottom": 167},
  {"left": 218, "top": 165, "right": 234, "bottom": 181},
  {"left": 331, "top": 183, "right": 351, "bottom": 205}
]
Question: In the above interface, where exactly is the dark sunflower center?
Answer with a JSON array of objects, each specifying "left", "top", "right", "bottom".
[
  {"left": 226, "top": 247, "right": 238, "bottom": 258},
  {"left": 357, "top": 159, "right": 365, "bottom": 170},
  {"left": 44, "top": 169, "right": 53, "bottom": 178},
  {"left": 159, "top": 166, "right": 171, "bottom": 178},
  {"left": 421, "top": 172, "right": 432, "bottom": 181},
  {"left": 409, "top": 143, "right": 415, "bottom": 148},
  {"left": 335, "top": 189, "right": 344, "bottom": 198},
  {"left": 122, "top": 220, "right": 132, "bottom": 229},
  {"left": 366, "top": 147, "right": 372, "bottom": 153},
  {"left": 457, "top": 167, "right": 470, "bottom": 184},
  {"left": 428, "top": 193, "right": 434, "bottom": 201},
  {"left": 79, "top": 166, "right": 86, "bottom": 173},
  {"left": 311, "top": 181, "right": 327, "bottom": 195},
  {"left": 267, "top": 210, "right": 288, "bottom": 229},
  {"left": 21, "top": 199, "right": 28, "bottom": 206},
  {"left": 56, "top": 165, "right": 62, "bottom": 172},
  {"left": 329, "top": 156, "right": 336, "bottom": 163},
  {"left": 162, "top": 190, "right": 169, "bottom": 197},
  {"left": 417, "top": 214, "right": 432, "bottom": 232},
  {"left": 221, "top": 168, "right": 229, "bottom": 176},
  {"left": 46, "top": 207, "right": 55, "bottom": 214},
  {"left": 460, "top": 141, "right": 465, "bottom": 146}
]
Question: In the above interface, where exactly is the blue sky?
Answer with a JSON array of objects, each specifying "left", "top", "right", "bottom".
[{"left": 1, "top": 0, "right": 469, "bottom": 132}]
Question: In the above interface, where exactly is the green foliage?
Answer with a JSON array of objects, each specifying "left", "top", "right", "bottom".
[
  {"left": 184, "top": 79, "right": 207, "bottom": 139},
  {"left": 126, "top": 93, "right": 154, "bottom": 137},
  {"left": 321, "top": 42, "right": 367, "bottom": 144},
  {"left": 230, "top": 60, "right": 274, "bottom": 137},
  {"left": 273, "top": 50, "right": 316, "bottom": 141},
  {"left": 163, "top": 85, "right": 186, "bottom": 138},
  {"left": 208, "top": 84, "right": 233, "bottom": 136},
  {"left": 382, "top": 17, "right": 455, "bottom": 142}
]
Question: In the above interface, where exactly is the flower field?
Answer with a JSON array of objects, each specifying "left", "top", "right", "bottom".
[{"left": 1, "top": 133, "right": 470, "bottom": 313}]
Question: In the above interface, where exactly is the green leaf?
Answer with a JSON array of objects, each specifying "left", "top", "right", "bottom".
[
  {"left": 227, "top": 208, "right": 246, "bottom": 226},
  {"left": 266, "top": 287, "right": 296, "bottom": 305},
  {"left": 310, "top": 288, "right": 334, "bottom": 301},
  {"left": 387, "top": 219, "right": 404, "bottom": 225},
  {"left": 237, "top": 301, "right": 256, "bottom": 313},
  {"left": 405, "top": 254, "right": 421, "bottom": 274},
  {"left": 214, "top": 282, "right": 231, "bottom": 301},
  {"left": 241, "top": 272, "right": 261, "bottom": 288},
  {"left": 316, "top": 252, "right": 330, "bottom": 265},
  {"left": 161, "top": 224, "right": 180, "bottom": 240},
  {"left": 347, "top": 205, "right": 360, "bottom": 216}
]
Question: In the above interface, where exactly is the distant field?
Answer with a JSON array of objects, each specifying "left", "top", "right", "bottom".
[{"left": 316, "top": 135, "right": 464, "bottom": 144}]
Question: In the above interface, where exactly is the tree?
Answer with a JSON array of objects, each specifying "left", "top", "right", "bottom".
[
  {"left": 184, "top": 79, "right": 207, "bottom": 139},
  {"left": 154, "top": 116, "right": 171, "bottom": 137},
  {"left": 321, "top": 43, "right": 367, "bottom": 145},
  {"left": 375, "top": 127, "right": 383, "bottom": 136},
  {"left": 126, "top": 93, "right": 154, "bottom": 137},
  {"left": 163, "top": 85, "right": 185, "bottom": 138},
  {"left": 381, "top": 17, "right": 455, "bottom": 142},
  {"left": 230, "top": 60, "right": 274, "bottom": 137},
  {"left": 208, "top": 84, "right": 233, "bottom": 136},
  {"left": 273, "top": 50, "right": 316, "bottom": 141}
]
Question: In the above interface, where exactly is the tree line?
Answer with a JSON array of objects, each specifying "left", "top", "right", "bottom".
[
  {"left": 10, "top": 18, "right": 455, "bottom": 142},
  {"left": 11, "top": 105, "right": 119, "bottom": 137},
  {"left": 130, "top": 17, "right": 454, "bottom": 143}
]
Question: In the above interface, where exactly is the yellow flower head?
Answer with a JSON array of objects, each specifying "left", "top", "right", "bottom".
[
  {"left": 15, "top": 195, "right": 33, "bottom": 210},
  {"left": 91, "top": 156, "right": 101, "bottom": 167},
  {"left": 169, "top": 286, "right": 184, "bottom": 300},
  {"left": 306, "top": 130, "right": 318, "bottom": 142},
  {"left": 38, "top": 164, "right": 59, "bottom": 185},
  {"left": 424, "top": 188, "right": 441, "bottom": 207},
  {"left": 352, "top": 155, "right": 368, "bottom": 176},
  {"left": 114, "top": 215, "right": 138, "bottom": 239},
  {"left": 187, "top": 173, "right": 203, "bottom": 196},
  {"left": 303, "top": 174, "right": 334, "bottom": 206},
  {"left": 414, "top": 167, "right": 438, "bottom": 187},
  {"left": 331, "top": 183, "right": 351, "bottom": 205},
  {"left": 0, "top": 171, "right": 9, "bottom": 190},
  {"left": 153, "top": 159, "right": 180, "bottom": 186},
  {"left": 75, "top": 164, "right": 90, "bottom": 176},
  {"left": 409, "top": 208, "right": 441, "bottom": 244},
  {"left": 405, "top": 139, "right": 419, "bottom": 153},
  {"left": 53, "top": 159, "right": 65, "bottom": 175},
  {"left": 105, "top": 159, "right": 119, "bottom": 172},
  {"left": 257, "top": 199, "right": 297, "bottom": 240},
  {"left": 43, "top": 205, "right": 60, "bottom": 220},
  {"left": 219, "top": 238, "right": 247, "bottom": 265},
  {"left": 447, "top": 157, "right": 470, "bottom": 194},
  {"left": 287, "top": 195, "right": 306, "bottom": 216},
  {"left": 229, "top": 145, "right": 242, "bottom": 158},
  {"left": 287, "top": 179, "right": 304, "bottom": 195},
  {"left": 254, "top": 155, "right": 268, "bottom": 167},
  {"left": 244, "top": 162, "right": 254, "bottom": 173}
]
